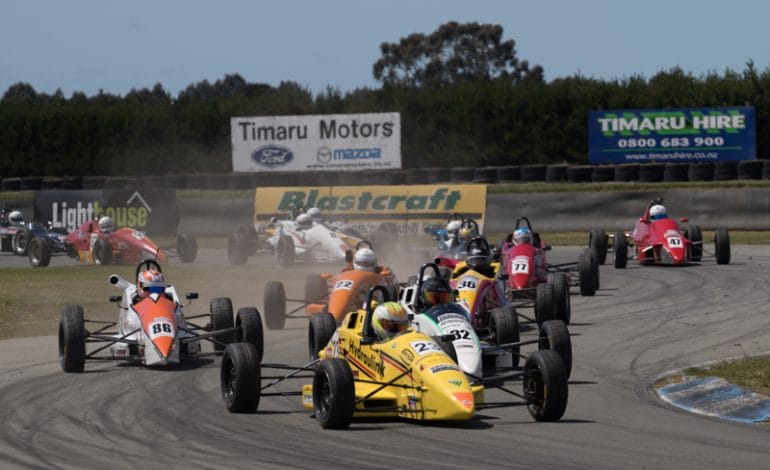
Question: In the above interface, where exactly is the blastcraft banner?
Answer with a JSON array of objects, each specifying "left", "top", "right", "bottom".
[
  {"left": 231, "top": 112, "right": 401, "bottom": 172},
  {"left": 33, "top": 190, "right": 179, "bottom": 235},
  {"left": 588, "top": 107, "right": 756, "bottom": 163},
  {"left": 253, "top": 185, "right": 487, "bottom": 237}
]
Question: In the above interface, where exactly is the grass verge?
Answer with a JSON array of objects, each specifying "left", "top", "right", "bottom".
[{"left": 686, "top": 356, "right": 770, "bottom": 398}]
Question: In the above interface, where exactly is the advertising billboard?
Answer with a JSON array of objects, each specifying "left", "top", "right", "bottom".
[
  {"left": 588, "top": 107, "right": 756, "bottom": 163},
  {"left": 231, "top": 112, "right": 401, "bottom": 172}
]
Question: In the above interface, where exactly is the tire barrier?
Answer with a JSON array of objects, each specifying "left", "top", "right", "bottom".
[
  {"left": 591, "top": 166, "right": 614, "bottom": 182},
  {"left": 40, "top": 178, "right": 65, "bottom": 190},
  {"left": 714, "top": 161, "right": 737, "bottom": 181},
  {"left": 638, "top": 164, "right": 665, "bottom": 183},
  {"left": 1, "top": 178, "right": 21, "bottom": 191},
  {"left": 546, "top": 164, "right": 568, "bottom": 182},
  {"left": 451, "top": 167, "right": 475, "bottom": 183},
  {"left": 426, "top": 167, "right": 451, "bottom": 183},
  {"left": 737, "top": 160, "right": 763, "bottom": 180},
  {"left": 614, "top": 164, "right": 639, "bottom": 182},
  {"left": 496, "top": 165, "right": 520, "bottom": 182},
  {"left": 663, "top": 163, "right": 689, "bottom": 182},
  {"left": 520, "top": 164, "right": 547, "bottom": 182},
  {"left": 473, "top": 167, "right": 497, "bottom": 184},
  {"left": 406, "top": 168, "right": 429, "bottom": 185},
  {"left": 566, "top": 166, "right": 592, "bottom": 183},
  {"left": 688, "top": 163, "right": 715, "bottom": 181}
]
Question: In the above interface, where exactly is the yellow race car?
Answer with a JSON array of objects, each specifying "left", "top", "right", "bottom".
[{"left": 220, "top": 286, "right": 568, "bottom": 429}]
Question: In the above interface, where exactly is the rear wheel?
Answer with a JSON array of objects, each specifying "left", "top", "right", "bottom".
[
  {"left": 305, "top": 273, "right": 328, "bottom": 304},
  {"left": 263, "top": 281, "right": 287, "bottom": 330},
  {"left": 308, "top": 312, "right": 337, "bottom": 360},
  {"left": 227, "top": 232, "right": 248, "bottom": 266},
  {"left": 715, "top": 228, "right": 730, "bottom": 265},
  {"left": 578, "top": 249, "right": 598, "bottom": 296},
  {"left": 12, "top": 228, "right": 31, "bottom": 256},
  {"left": 28, "top": 236, "right": 52, "bottom": 267},
  {"left": 238, "top": 225, "right": 259, "bottom": 256},
  {"left": 539, "top": 320, "right": 572, "bottom": 378},
  {"left": 535, "top": 282, "right": 556, "bottom": 326},
  {"left": 313, "top": 359, "right": 355, "bottom": 429},
  {"left": 613, "top": 233, "right": 628, "bottom": 269},
  {"left": 210, "top": 297, "right": 235, "bottom": 351},
  {"left": 523, "top": 350, "right": 568, "bottom": 422},
  {"left": 221, "top": 342, "right": 261, "bottom": 413},
  {"left": 93, "top": 238, "right": 113, "bottom": 265},
  {"left": 490, "top": 304, "right": 520, "bottom": 368},
  {"left": 548, "top": 272, "right": 571, "bottom": 324},
  {"left": 588, "top": 228, "right": 608, "bottom": 265},
  {"left": 236, "top": 307, "right": 264, "bottom": 360},
  {"left": 176, "top": 233, "right": 198, "bottom": 263},
  {"left": 276, "top": 235, "right": 295, "bottom": 267},
  {"left": 59, "top": 304, "right": 86, "bottom": 372}
]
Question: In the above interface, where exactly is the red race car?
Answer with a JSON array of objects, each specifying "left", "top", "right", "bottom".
[
  {"left": 590, "top": 198, "right": 731, "bottom": 268},
  {"left": 28, "top": 216, "right": 197, "bottom": 267}
]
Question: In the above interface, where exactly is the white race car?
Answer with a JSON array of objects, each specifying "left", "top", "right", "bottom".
[{"left": 58, "top": 259, "right": 263, "bottom": 371}]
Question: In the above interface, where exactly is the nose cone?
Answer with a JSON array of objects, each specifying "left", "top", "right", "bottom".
[{"left": 153, "top": 335, "right": 174, "bottom": 359}]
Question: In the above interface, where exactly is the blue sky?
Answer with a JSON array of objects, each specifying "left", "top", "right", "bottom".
[{"left": 1, "top": 0, "right": 768, "bottom": 98}]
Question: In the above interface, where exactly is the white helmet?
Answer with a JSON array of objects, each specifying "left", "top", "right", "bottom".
[
  {"left": 649, "top": 204, "right": 667, "bottom": 221},
  {"left": 8, "top": 210, "right": 23, "bottom": 224},
  {"left": 446, "top": 220, "right": 462, "bottom": 234},
  {"left": 371, "top": 301, "right": 409, "bottom": 339},
  {"left": 296, "top": 213, "right": 313, "bottom": 229},
  {"left": 306, "top": 207, "right": 322, "bottom": 223},
  {"left": 353, "top": 247, "right": 377, "bottom": 272},
  {"left": 98, "top": 216, "right": 114, "bottom": 233}
]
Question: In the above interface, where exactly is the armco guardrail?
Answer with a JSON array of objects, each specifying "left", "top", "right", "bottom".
[{"left": 0, "top": 161, "right": 768, "bottom": 191}]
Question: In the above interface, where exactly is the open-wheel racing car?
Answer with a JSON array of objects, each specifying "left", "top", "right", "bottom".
[
  {"left": 589, "top": 198, "right": 731, "bottom": 268},
  {"left": 0, "top": 207, "right": 70, "bottom": 259},
  {"left": 219, "top": 285, "right": 569, "bottom": 428},
  {"left": 261, "top": 241, "right": 398, "bottom": 333},
  {"left": 227, "top": 206, "right": 398, "bottom": 267},
  {"left": 32, "top": 218, "right": 198, "bottom": 267},
  {"left": 58, "top": 259, "right": 262, "bottom": 372},
  {"left": 423, "top": 213, "right": 483, "bottom": 261}
]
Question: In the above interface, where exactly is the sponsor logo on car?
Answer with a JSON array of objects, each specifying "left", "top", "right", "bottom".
[{"left": 251, "top": 145, "right": 294, "bottom": 167}]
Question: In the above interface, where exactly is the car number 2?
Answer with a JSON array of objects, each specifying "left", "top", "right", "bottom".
[{"left": 334, "top": 279, "right": 353, "bottom": 290}]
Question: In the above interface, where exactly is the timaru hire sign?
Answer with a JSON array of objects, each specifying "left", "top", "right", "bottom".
[
  {"left": 231, "top": 112, "right": 401, "bottom": 172},
  {"left": 588, "top": 107, "right": 755, "bottom": 163}
]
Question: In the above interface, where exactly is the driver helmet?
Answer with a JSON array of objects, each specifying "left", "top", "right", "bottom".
[
  {"left": 468, "top": 244, "right": 492, "bottom": 269},
  {"left": 371, "top": 301, "right": 409, "bottom": 340},
  {"left": 8, "top": 210, "right": 23, "bottom": 224},
  {"left": 513, "top": 227, "right": 533, "bottom": 245},
  {"left": 98, "top": 216, "right": 114, "bottom": 233},
  {"left": 446, "top": 220, "right": 462, "bottom": 235},
  {"left": 306, "top": 207, "right": 322, "bottom": 223},
  {"left": 458, "top": 226, "right": 474, "bottom": 242},
  {"left": 137, "top": 269, "right": 165, "bottom": 297},
  {"left": 420, "top": 276, "right": 453, "bottom": 307},
  {"left": 353, "top": 247, "right": 377, "bottom": 272},
  {"left": 296, "top": 213, "right": 313, "bottom": 230},
  {"left": 649, "top": 204, "right": 668, "bottom": 221}
]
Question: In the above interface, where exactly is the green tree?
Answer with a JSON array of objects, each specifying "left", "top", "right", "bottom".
[{"left": 373, "top": 21, "right": 543, "bottom": 87}]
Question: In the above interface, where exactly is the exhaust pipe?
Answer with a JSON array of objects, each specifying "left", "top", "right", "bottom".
[{"left": 109, "top": 274, "right": 132, "bottom": 290}]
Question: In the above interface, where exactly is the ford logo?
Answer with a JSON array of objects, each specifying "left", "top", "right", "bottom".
[{"left": 251, "top": 145, "right": 294, "bottom": 167}]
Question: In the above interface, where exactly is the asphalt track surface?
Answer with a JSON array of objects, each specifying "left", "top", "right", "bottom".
[{"left": 1, "top": 246, "right": 770, "bottom": 469}]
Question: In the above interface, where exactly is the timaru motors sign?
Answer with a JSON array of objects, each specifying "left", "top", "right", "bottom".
[
  {"left": 231, "top": 112, "right": 401, "bottom": 172},
  {"left": 588, "top": 107, "right": 756, "bottom": 163}
]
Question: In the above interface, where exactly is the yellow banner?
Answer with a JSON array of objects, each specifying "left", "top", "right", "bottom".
[{"left": 254, "top": 185, "right": 487, "bottom": 236}]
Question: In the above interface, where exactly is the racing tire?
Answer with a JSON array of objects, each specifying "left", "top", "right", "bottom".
[
  {"left": 588, "top": 228, "right": 608, "bottom": 265},
  {"left": 28, "top": 236, "right": 52, "bottom": 268},
  {"left": 313, "top": 359, "right": 355, "bottom": 429},
  {"left": 613, "top": 233, "right": 628, "bottom": 269},
  {"left": 264, "top": 281, "right": 287, "bottom": 330},
  {"left": 236, "top": 307, "right": 264, "bottom": 360},
  {"left": 210, "top": 297, "right": 235, "bottom": 351},
  {"left": 59, "top": 304, "right": 86, "bottom": 372},
  {"left": 548, "top": 272, "right": 571, "bottom": 324},
  {"left": 221, "top": 342, "right": 261, "bottom": 413},
  {"left": 93, "top": 238, "right": 113, "bottom": 265},
  {"left": 276, "top": 235, "right": 295, "bottom": 268},
  {"left": 305, "top": 273, "right": 328, "bottom": 304},
  {"left": 535, "top": 283, "right": 556, "bottom": 326},
  {"left": 578, "top": 249, "right": 598, "bottom": 296},
  {"left": 308, "top": 312, "right": 337, "bottom": 360},
  {"left": 176, "top": 233, "right": 198, "bottom": 263},
  {"left": 523, "top": 349, "right": 568, "bottom": 422},
  {"left": 682, "top": 224, "right": 702, "bottom": 262},
  {"left": 490, "top": 304, "right": 520, "bottom": 369},
  {"left": 227, "top": 232, "right": 248, "bottom": 266},
  {"left": 539, "top": 320, "right": 573, "bottom": 379},
  {"left": 12, "top": 228, "right": 31, "bottom": 256},
  {"left": 715, "top": 228, "right": 731, "bottom": 265},
  {"left": 237, "top": 225, "right": 259, "bottom": 256}
]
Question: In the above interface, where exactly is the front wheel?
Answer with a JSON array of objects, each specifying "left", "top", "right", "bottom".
[
  {"left": 93, "top": 238, "right": 113, "bottom": 265},
  {"left": 578, "top": 249, "right": 598, "bottom": 296},
  {"left": 613, "top": 233, "right": 628, "bottom": 269},
  {"left": 539, "top": 320, "right": 572, "bottom": 378},
  {"left": 236, "top": 307, "right": 264, "bottom": 360},
  {"left": 263, "top": 281, "right": 287, "bottom": 330},
  {"left": 176, "top": 233, "right": 198, "bottom": 263},
  {"left": 221, "top": 343, "right": 261, "bottom": 413},
  {"left": 535, "top": 282, "right": 556, "bottom": 326},
  {"left": 523, "top": 349, "right": 568, "bottom": 422},
  {"left": 59, "top": 304, "right": 86, "bottom": 372},
  {"left": 308, "top": 312, "right": 337, "bottom": 360},
  {"left": 313, "top": 359, "right": 355, "bottom": 429},
  {"left": 12, "top": 228, "right": 30, "bottom": 256},
  {"left": 490, "top": 304, "right": 520, "bottom": 368},
  {"left": 715, "top": 228, "right": 730, "bottom": 265},
  {"left": 29, "top": 236, "right": 52, "bottom": 267},
  {"left": 210, "top": 297, "right": 235, "bottom": 351},
  {"left": 588, "top": 228, "right": 608, "bottom": 265},
  {"left": 227, "top": 232, "right": 248, "bottom": 266},
  {"left": 276, "top": 235, "right": 295, "bottom": 267}
]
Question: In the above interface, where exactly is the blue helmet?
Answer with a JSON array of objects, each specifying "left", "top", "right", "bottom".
[{"left": 513, "top": 227, "right": 532, "bottom": 245}]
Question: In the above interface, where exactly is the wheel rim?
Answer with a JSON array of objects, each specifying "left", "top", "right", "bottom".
[
  {"left": 316, "top": 371, "right": 332, "bottom": 418},
  {"left": 524, "top": 363, "right": 545, "bottom": 413},
  {"left": 222, "top": 356, "right": 236, "bottom": 404},
  {"left": 30, "top": 243, "right": 40, "bottom": 264}
]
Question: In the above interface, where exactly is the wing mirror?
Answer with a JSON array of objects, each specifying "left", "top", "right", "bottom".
[
  {"left": 186, "top": 292, "right": 199, "bottom": 300},
  {"left": 109, "top": 295, "right": 122, "bottom": 303},
  {"left": 680, "top": 217, "right": 689, "bottom": 223}
]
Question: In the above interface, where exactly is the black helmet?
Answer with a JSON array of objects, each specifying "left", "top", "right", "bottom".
[
  {"left": 420, "top": 276, "right": 453, "bottom": 307},
  {"left": 467, "top": 245, "right": 491, "bottom": 269}
]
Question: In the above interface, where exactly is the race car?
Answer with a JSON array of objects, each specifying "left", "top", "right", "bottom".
[
  {"left": 58, "top": 259, "right": 263, "bottom": 372},
  {"left": 589, "top": 198, "right": 731, "bottom": 268},
  {"left": 227, "top": 206, "right": 398, "bottom": 267},
  {"left": 262, "top": 241, "right": 398, "bottom": 333},
  {"left": 219, "top": 285, "right": 569, "bottom": 427},
  {"left": 423, "top": 213, "right": 483, "bottom": 261},
  {"left": 0, "top": 207, "right": 28, "bottom": 254},
  {"left": 29, "top": 218, "right": 198, "bottom": 267},
  {"left": 498, "top": 217, "right": 599, "bottom": 324}
]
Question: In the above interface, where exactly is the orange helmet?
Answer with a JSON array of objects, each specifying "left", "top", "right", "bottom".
[{"left": 137, "top": 269, "right": 165, "bottom": 296}]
